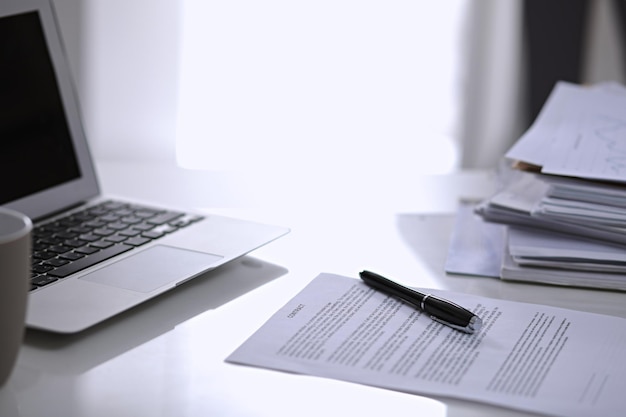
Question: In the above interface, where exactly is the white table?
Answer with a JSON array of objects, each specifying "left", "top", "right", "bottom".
[{"left": 3, "top": 161, "right": 625, "bottom": 417}]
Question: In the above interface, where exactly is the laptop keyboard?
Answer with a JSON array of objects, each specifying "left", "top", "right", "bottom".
[{"left": 30, "top": 200, "right": 204, "bottom": 291}]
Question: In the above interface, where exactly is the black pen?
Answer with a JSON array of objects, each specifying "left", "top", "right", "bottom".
[{"left": 359, "top": 270, "right": 482, "bottom": 334}]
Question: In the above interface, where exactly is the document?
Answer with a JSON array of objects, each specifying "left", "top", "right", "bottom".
[
  {"left": 507, "top": 225, "right": 626, "bottom": 269},
  {"left": 475, "top": 169, "right": 626, "bottom": 246},
  {"left": 543, "top": 85, "right": 626, "bottom": 181},
  {"left": 505, "top": 81, "right": 579, "bottom": 167},
  {"left": 444, "top": 201, "right": 504, "bottom": 278},
  {"left": 227, "top": 273, "right": 626, "bottom": 417},
  {"left": 506, "top": 81, "right": 626, "bottom": 182},
  {"left": 500, "top": 246, "right": 626, "bottom": 291}
]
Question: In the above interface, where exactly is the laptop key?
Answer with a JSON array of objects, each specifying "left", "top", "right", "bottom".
[
  {"left": 93, "top": 228, "right": 115, "bottom": 236},
  {"left": 142, "top": 230, "right": 165, "bottom": 239},
  {"left": 119, "top": 229, "right": 141, "bottom": 237},
  {"left": 104, "top": 235, "right": 128, "bottom": 243},
  {"left": 90, "top": 240, "right": 114, "bottom": 249},
  {"left": 48, "top": 245, "right": 72, "bottom": 254},
  {"left": 32, "top": 275, "right": 59, "bottom": 288},
  {"left": 68, "top": 226, "right": 93, "bottom": 234},
  {"left": 132, "top": 223, "right": 154, "bottom": 231},
  {"left": 47, "top": 244, "right": 133, "bottom": 278},
  {"left": 120, "top": 216, "right": 142, "bottom": 224},
  {"left": 43, "top": 258, "right": 70, "bottom": 267},
  {"left": 147, "top": 212, "right": 184, "bottom": 225},
  {"left": 60, "top": 252, "right": 85, "bottom": 261},
  {"left": 33, "top": 251, "right": 57, "bottom": 261},
  {"left": 32, "top": 264, "right": 54, "bottom": 274},
  {"left": 75, "top": 246, "right": 99, "bottom": 255},
  {"left": 79, "top": 233, "right": 102, "bottom": 242},
  {"left": 124, "top": 237, "right": 151, "bottom": 246}
]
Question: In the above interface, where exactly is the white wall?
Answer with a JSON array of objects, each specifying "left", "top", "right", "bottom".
[
  {"left": 176, "top": 0, "right": 463, "bottom": 176},
  {"left": 52, "top": 0, "right": 626, "bottom": 172},
  {"left": 52, "top": 0, "right": 462, "bottom": 176},
  {"left": 53, "top": 0, "right": 182, "bottom": 163},
  {"left": 458, "top": 0, "right": 525, "bottom": 170}
]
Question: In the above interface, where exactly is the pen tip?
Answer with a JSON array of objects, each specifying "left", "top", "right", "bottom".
[{"left": 469, "top": 316, "right": 483, "bottom": 334}]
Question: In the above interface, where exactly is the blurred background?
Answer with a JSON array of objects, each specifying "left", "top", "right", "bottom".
[{"left": 51, "top": 0, "right": 626, "bottom": 182}]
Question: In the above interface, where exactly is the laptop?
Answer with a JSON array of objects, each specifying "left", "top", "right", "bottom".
[{"left": 0, "top": 0, "right": 289, "bottom": 334}]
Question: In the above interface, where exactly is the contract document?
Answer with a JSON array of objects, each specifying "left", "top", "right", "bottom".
[{"left": 227, "top": 273, "right": 626, "bottom": 417}]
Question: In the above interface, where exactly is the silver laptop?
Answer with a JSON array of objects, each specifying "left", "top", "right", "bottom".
[{"left": 0, "top": 0, "right": 289, "bottom": 334}]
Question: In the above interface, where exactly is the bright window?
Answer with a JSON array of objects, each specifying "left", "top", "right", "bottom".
[{"left": 176, "top": 1, "right": 465, "bottom": 178}]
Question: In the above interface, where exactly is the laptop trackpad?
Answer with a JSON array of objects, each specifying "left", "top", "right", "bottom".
[{"left": 80, "top": 245, "right": 223, "bottom": 293}]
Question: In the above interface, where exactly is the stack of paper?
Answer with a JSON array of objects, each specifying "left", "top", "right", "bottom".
[{"left": 472, "top": 81, "right": 626, "bottom": 290}]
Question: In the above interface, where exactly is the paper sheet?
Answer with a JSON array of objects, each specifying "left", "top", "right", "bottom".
[
  {"left": 444, "top": 202, "right": 504, "bottom": 278},
  {"left": 227, "top": 273, "right": 626, "bottom": 417},
  {"left": 506, "top": 81, "right": 626, "bottom": 182},
  {"left": 507, "top": 225, "right": 626, "bottom": 264},
  {"left": 505, "top": 81, "right": 579, "bottom": 167}
]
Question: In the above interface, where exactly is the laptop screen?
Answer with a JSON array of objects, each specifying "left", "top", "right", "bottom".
[
  {"left": 0, "top": 11, "right": 81, "bottom": 205},
  {"left": 0, "top": 0, "right": 100, "bottom": 221}
]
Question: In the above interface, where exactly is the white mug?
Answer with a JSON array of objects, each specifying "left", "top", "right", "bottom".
[{"left": 0, "top": 208, "right": 32, "bottom": 386}]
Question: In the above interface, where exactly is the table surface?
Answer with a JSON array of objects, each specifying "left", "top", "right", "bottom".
[{"left": 3, "top": 160, "right": 625, "bottom": 417}]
